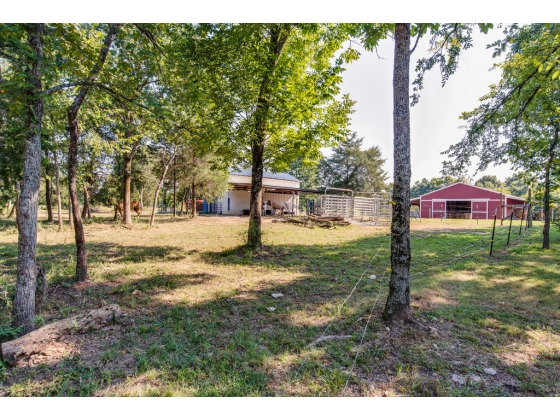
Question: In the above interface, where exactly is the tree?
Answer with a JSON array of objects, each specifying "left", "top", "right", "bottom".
[
  {"left": 505, "top": 173, "right": 529, "bottom": 198},
  {"left": 444, "top": 24, "right": 560, "bottom": 248},
  {"left": 475, "top": 175, "right": 509, "bottom": 193},
  {"left": 194, "top": 24, "right": 355, "bottom": 250},
  {"left": 4, "top": 24, "right": 45, "bottom": 336},
  {"left": 65, "top": 24, "right": 120, "bottom": 282},
  {"left": 355, "top": 23, "right": 492, "bottom": 323},
  {"left": 410, "top": 176, "right": 468, "bottom": 198},
  {"left": 318, "top": 132, "right": 387, "bottom": 191}
]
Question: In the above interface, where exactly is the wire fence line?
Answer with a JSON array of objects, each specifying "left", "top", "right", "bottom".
[
  {"left": 282, "top": 224, "right": 538, "bottom": 395},
  {"left": 281, "top": 245, "right": 387, "bottom": 395}
]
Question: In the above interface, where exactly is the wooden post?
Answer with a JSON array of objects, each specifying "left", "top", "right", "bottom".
[
  {"left": 506, "top": 211, "right": 514, "bottom": 246},
  {"left": 519, "top": 205, "right": 525, "bottom": 236},
  {"left": 490, "top": 213, "right": 497, "bottom": 256},
  {"left": 500, "top": 193, "right": 504, "bottom": 226}
]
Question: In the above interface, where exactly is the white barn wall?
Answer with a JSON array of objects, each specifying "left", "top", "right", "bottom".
[
  {"left": 217, "top": 191, "right": 300, "bottom": 215},
  {"left": 217, "top": 174, "right": 300, "bottom": 215},
  {"left": 230, "top": 174, "right": 299, "bottom": 189}
]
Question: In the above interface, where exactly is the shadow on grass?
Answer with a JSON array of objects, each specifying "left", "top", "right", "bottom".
[{"left": 1, "top": 223, "right": 558, "bottom": 396}]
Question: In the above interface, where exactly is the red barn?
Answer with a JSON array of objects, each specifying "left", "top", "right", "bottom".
[{"left": 411, "top": 183, "right": 526, "bottom": 220}]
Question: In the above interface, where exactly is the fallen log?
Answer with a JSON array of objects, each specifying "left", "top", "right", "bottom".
[
  {"left": 0, "top": 304, "right": 121, "bottom": 366},
  {"left": 308, "top": 215, "right": 345, "bottom": 222},
  {"left": 308, "top": 335, "right": 353, "bottom": 347}
]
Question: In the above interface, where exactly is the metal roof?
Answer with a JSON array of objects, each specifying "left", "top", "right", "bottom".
[
  {"left": 229, "top": 168, "right": 300, "bottom": 182},
  {"left": 412, "top": 182, "right": 526, "bottom": 202}
]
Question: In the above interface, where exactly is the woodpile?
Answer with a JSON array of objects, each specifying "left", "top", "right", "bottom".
[{"left": 278, "top": 215, "right": 351, "bottom": 228}]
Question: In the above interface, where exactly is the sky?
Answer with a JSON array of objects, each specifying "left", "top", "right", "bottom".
[{"left": 337, "top": 27, "right": 514, "bottom": 185}]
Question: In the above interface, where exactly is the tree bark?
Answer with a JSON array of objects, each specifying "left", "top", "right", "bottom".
[
  {"left": 122, "top": 139, "right": 140, "bottom": 226},
  {"left": 45, "top": 176, "right": 53, "bottom": 222},
  {"left": 81, "top": 185, "right": 90, "bottom": 220},
  {"left": 543, "top": 125, "right": 558, "bottom": 249},
  {"left": 53, "top": 150, "right": 63, "bottom": 231},
  {"left": 66, "top": 24, "right": 119, "bottom": 282},
  {"left": 13, "top": 23, "right": 44, "bottom": 337},
  {"left": 192, "top": 181, "right": 197, "bottom": 218},
  {"left": 150, "top": 148, "right": 176, "bottom": 226},
  {"left": 5, "top": 199, "right": 12, "bottom": 217},
  {"left": 2, "top": 304, "right": 121, "bottom": 367},
  {"left": 7, "top": 196, "right": 16, "bottom": 218},
  {"left": 191, "top": 153, "right": 197, "bottom": 218},
  {"left": 68, "top": 197, "right": 73, "bottom": 228},
  {"left": 247, "top": 25, "right": 290, "bottom": 251},
  {"left": 383, "top": 23, "right": 413, "bottom": 323},
  {"left": 173, "top": 157, "right": 177, "bottom": 218}
]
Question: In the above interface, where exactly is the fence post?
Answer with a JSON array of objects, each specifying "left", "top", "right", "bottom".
[
  {"left": 500, "top": 193, "right": 504, "bottom": 226},
  {"left": 506, "top": 211, "right": 514, "bottom": 246},
  {"left": 490, "top": 213, "right": 497, "bottom": 256},
  {"left": 519, "top": 205, "right": 525, "bottom": 236}
]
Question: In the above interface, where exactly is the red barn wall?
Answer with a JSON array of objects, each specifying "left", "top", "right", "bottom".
[{"left": 419, "top": 183, "right": 525, "bottom": 219}]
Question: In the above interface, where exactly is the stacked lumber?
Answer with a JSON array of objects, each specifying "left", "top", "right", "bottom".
[{"left": 283, "top": 215, "right": 350, "bottom": 228}]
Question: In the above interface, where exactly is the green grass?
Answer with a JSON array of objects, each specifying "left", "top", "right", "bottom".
[{"left": 0, "top": 211, "right": 559, "bottom": 396}]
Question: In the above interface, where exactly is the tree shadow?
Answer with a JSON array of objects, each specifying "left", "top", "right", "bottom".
[{"left": 1, "top": 224, "right": 558, "bottom": 396}]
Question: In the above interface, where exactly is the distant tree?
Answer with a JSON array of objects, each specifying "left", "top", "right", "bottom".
[
  {"left": 443, "top": 24, "right": 560, "bottom": 248},
  {"left": 504, "top": 174, "right": 529, "bottom": 198},
  {"left": 287, "top": 157, "right": 321, "bottom": 191},
  {"left": 318, "top": 132, "right": 387, "bottom": 192},
  {"left": 410, "top": 176, "right": 469, "bottom": 198},
  {"left": 475, "top": 175, "right": 509, "bottom": 193}
]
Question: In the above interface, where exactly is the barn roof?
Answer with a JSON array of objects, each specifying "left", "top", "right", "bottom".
[
  {"left": 411, "top": 182, "right": 526, "bottom": 202},
  {"left": 229, "top": 168, "right": 300, "bottom": 182}
]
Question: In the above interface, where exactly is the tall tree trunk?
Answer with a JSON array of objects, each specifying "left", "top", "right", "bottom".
[
  {"left": 13, "top": 23, "right": 44, "bottom": 336},
  {"left": 248, "top": 140, "right": 264, "bottom": 248},
  {"left": 139, "top": 185, "right": 144, "bottom": 209},
  {"left": 383, "top": 23, "right": 412, "bottom": 323},
  {"left": 150, "top": 148, "right": 176, "bottom": 227},
  {"left": 6, "top": 199, "right": 12, "bottom": 217},
  {"left": 543, "top": 125, "right": 558, "bottom": 250},
  {"left": 68, "top": 197, "right": 73, "bottom": 228},
  {"left": 122, "top": 139, "right": 140, "bottom": 226},
  {"left": 7, "top": 196, "right": 16, "bottom": 218},
  {"left": 53, "top": 150, "right": 63, "bottom": 231},
  {"left": 45, "top": 176, "right": 53, "bottom": 222},
  {"left": 192, "top": 181, "right": 197, "bottom": 218},
  {"left": 191, "top": 153, "right": 197, "bottom": 219},
  {"left": 173, "top": 158, "right": 177, "bottom": 218},
  {"left": 66, "top": 23, "right": 119, "bottom": 282},
  {"left": 247, "top": 24, "right": 290, "bottom": 250},
  {"left": 81, "top": 186, "right": 90, "bottom": 220},
  {"left": 179, "top": 187, "right": 186, "bottom": 216}
]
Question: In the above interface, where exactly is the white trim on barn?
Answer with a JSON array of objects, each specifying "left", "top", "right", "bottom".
[{"left": 217, "top": 169, "right": 301, "bottom": 216}]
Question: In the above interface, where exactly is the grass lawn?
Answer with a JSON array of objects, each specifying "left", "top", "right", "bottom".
[{"left": 0, "top": 210, "right": 558, "bottom": 396}]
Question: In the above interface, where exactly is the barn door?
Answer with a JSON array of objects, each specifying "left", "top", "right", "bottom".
[
  {"left": 472, "top": 201, "right": 487, "bottom": 220},
  {"left": 432, "top": 201, "right": 445, "bottom": 218}
]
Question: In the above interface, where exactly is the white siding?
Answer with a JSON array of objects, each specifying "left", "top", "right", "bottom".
[
  {"left": 229, "top": 174, "right": 299, "bottom": 189},
  {"left": 217, "top": 190, "right": 300, "bottom": 215}
]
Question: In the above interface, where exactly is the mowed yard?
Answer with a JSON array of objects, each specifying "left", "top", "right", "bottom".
[{"left": 0, "top": 210, "right": 559, "bottom": 396}]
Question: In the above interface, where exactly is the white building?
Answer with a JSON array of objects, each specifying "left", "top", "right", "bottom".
[{"left": 217, "top": 169, "right": 304, "bottom": 215}]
